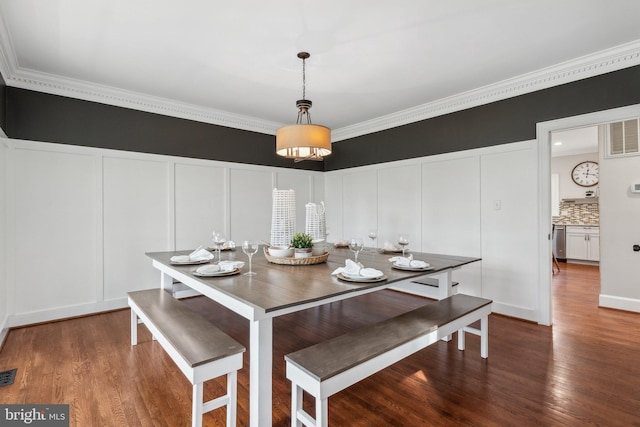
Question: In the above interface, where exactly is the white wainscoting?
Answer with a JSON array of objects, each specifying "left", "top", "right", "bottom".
[
  {"left": 324, "top": 140, "right": 540, "bottom": 321},
  {"left": 0, "top": 139, "right": 8, "bottom": 343},
  {"left": 3, "top": 139, "right": 323, "bottom": 327},
  {"left": 3, "top": 137, "right": 541, "bottom": 328}
]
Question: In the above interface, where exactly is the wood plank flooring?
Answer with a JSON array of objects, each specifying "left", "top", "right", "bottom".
[{"left": 1, "top": 263, "right": 639, "bottom": 426}]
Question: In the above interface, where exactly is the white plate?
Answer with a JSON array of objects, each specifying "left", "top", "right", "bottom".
[
  {"left": 337, "top": 273, "right": 387, "bottom": 283},
  {"left": 193, "top": 268, "right": 241, "bottom": 277},
  {"left": 392, "top": 263, "right": 433, "bottom": 271},
  {"left": 170, "top": 258, "right": 211, "bottom": 265}
]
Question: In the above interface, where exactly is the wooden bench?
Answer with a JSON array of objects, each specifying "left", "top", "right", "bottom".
[
  {"left": 285, "top": 293, "right": 492, "bottom": 427},
  {"left": 128, "top": 289, "right": 245, "bottom": 427}
]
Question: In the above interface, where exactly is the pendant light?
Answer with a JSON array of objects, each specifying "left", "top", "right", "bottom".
[{"left": 276, "top": 52, "right": 331, "bottom": 162}]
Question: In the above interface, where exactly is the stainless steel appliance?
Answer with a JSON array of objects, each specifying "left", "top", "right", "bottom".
[{"left": 553, "top": 224, "right": 566, "bottom": 260}]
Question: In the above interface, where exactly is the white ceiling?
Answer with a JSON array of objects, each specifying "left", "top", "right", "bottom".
[
  {"left": 551, "top": 126, "right": 599, "bottom": 157},
  {"left": 1, "top": 0, "right": 640, "bottom": 140}
]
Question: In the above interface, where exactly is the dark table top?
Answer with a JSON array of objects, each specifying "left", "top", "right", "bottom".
[{"left": 146, "top": 247, "right": 480, "bottom": 316}]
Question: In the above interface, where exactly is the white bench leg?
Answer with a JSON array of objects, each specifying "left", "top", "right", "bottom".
[
  {"left": 193, "top": 382, "right": 203, "bottom": 427},
  {"left": 481, "top": 315, "right": 488, "bottom": 359},
  {"left": 131, "top": 309, "right": 138, "bottom": 346},
  {"left": 291, "top": 382, "right": 302, "bottom": 427},
  {"left": 226, "top": 371, "right": 237, "bottom": 427},
  {"left": 457, "top": 327, "right": 465, "bottom": 351},
  {"left": 316, "top": 397, "right": 328, "bottom": 427}
]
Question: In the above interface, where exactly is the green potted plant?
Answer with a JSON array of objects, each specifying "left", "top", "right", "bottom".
[{"left": 291, "top": 232, "right": 313, "bottom": 258}]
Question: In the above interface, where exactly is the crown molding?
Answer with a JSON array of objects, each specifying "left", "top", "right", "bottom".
[
  {"left": 0, "top": 32, "right": 639, "bottom": 141},
  {"left": 5, "top": 69, "right": 283, "bottom": 135},
  {"left": 331, "top": 39, "right": 640, "bottom": 142}
]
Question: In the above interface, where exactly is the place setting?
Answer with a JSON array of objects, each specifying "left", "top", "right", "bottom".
[
  {"left": 193, "top": 240, "right": 259, "bottom": 277},
  {"left": 388, "top": 253, "right": 432, "bottom": 271},
  {"left": 331, "top": 258, "right": 387, "bottom": 283},
  {"left": 169, "top": 246, "right": 214, "bottom": 265}
]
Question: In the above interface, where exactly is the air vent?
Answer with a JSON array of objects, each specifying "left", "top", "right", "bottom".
[
  {"left": 0, "top": 368, "right": 17, "bottom": 387},
  {"left": 607, "top": 119, "right": 639, "bottom": 157}
]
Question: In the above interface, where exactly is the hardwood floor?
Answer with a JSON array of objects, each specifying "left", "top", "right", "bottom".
[{"left": 1, "top": 263, "right": 639, "bottom": 426}]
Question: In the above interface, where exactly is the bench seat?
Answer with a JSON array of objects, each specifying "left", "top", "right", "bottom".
[
  {"left": 128, "top": 289, "right": 245, "bottom": 427},
  {"left": 285, "top": 293, "right": 492, "bottom": 427}
]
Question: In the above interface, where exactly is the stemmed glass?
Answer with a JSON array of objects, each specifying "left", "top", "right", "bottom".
[
  {"left": 349, "top": 237, "right": 364, "bottom": 263},
  {"left": 212, "top": 231, "right": 226, "bottom": 264},
  {"left": 242, "top": 240, "right": 259, "bottom": 276},
  {"left": 398, "top": 234, "right": 409, "bottom": 257},
  {"left": 368, "top": 229, "right": 377, "bottom": 252}
]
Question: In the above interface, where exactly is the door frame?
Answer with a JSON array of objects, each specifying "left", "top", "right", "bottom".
[{"left": 536, "top": 103, "right": 640, "bottom": 326}]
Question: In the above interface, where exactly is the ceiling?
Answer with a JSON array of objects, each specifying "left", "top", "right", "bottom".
[
  {"left": 1, "top": 0, "right": 640, "bottom": 141},
  {"left": 551, "top": 126, "right": 599, "bottom": 157}
]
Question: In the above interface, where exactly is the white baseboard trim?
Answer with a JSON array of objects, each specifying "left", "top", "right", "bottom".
[
  {"left": 599, "top": 294, "right": 640, "bottom": 313},
  {"left": 490, "top": 301, "right": 538, "bottom": 323},
  {"left": 6, "top": 298, "right": 129, "bottom": 329}
]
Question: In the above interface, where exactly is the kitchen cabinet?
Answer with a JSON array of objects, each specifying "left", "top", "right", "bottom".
[{"left": 566, "top": 226, "right": 599, "bottom": 261}]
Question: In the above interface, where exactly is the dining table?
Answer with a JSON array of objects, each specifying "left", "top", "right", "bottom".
[{"left": 146, "top": 246, "right": 481, "bottom": 427}]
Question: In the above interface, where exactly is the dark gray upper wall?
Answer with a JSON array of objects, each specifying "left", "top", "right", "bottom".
[
  {"left": 4, "top": 65, "right": 640, "bottom": 171},
  {"left": 0, "top": 72, "right": 6, "bottom": 133},
  {"left": 6, "top": 88, "right": 323, "bottom": 171},
  {"left": 325, "top": 65, "right": 640, "bottom": 171}
]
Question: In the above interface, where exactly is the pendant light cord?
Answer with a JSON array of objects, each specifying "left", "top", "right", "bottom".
[{"left": 301, "top": 55, "right": 306, "bottom": 100}]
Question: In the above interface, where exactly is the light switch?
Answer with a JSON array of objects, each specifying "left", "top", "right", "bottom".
[{"left": 493, "top": 200, "right": 502, "bottom": 210}]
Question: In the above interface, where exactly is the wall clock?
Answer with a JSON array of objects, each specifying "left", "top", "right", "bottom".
[{"left": 571, "top": 161, "right": 599, "bottom": 187}]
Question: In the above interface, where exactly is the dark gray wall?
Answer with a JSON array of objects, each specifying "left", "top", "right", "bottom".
[
  {"left": 4, "top": 65, "right": 640, "bottom": 171},
  {"left": 6, "top": 88, "right": 323, "bottom": 171},
  {"left": 325, "top": 65, "right": 640, "bottom": 170}
]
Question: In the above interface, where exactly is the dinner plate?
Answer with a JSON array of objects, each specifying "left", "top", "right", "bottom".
[
  {"left": 170, "top": 258, "right": 211, "bottom": 265},
  {"left": 392, "top": 263, "right": 433, "bottom": 271},
  {"left": 337, "top": 273, "right": 387, "bottom": 283},
  {"left": 193, "top": 268, "right": 241, "bottom": 277}
]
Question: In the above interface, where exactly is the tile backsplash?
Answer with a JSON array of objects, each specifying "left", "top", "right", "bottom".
[{"left": 553, "top": 202, "right": 599, "bottom": 225}]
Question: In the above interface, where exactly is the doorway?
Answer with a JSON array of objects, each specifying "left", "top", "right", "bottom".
[{"left": 537, "top": 103, "right": 640, "bottom": 326}]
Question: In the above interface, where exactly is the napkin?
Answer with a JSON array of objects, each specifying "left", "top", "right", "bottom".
[
  {"left": 388, "top": 254, "right": 430, "bottom": 268},
  {"left": 218, "top": 260, "right": 245, "bottom": 271},
  {"left": 171, "top": 246, "right": 214, "bottom": 263},
  {"left": 195, "top": 260, "right": 245, "bottom": 274},
  {"left": 331, "top": 259, "right": 383, "bottom": 278}
]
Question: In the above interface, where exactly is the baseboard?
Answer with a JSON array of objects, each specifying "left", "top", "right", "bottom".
[
  {"left": 490, "top": 301, "right": 537, "bottom": 323},
  {"left": 599, "top": 294, "right": 640, "bottom": 313},
  {"left": 5, "top": 298, "right": 129, "bottom": 329}
]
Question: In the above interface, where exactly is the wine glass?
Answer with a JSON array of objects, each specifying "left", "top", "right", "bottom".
[
  {"left": 397, "top": 234, "right": 409, "bottom": 257},
  {"left": 349, "top": 238, "right": 364, "bottom": 263},
  {"left": 368, "top": 229, "right": 377, "bottom": 251},
  {"left": 242, "top": 240, "right": 259, "bottom": 276},
  {"left": 212, "top": 231, "right": 227, "bottom": 264}
]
